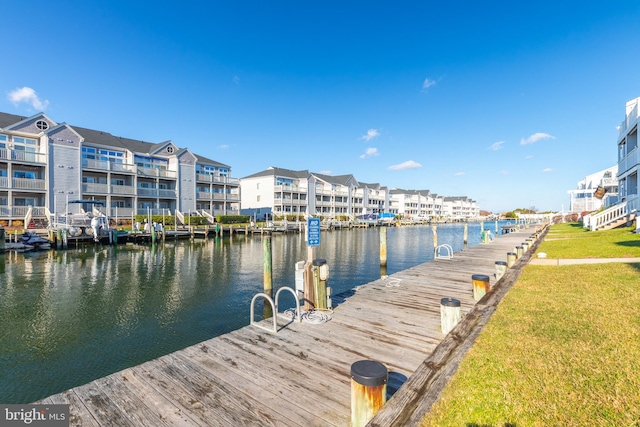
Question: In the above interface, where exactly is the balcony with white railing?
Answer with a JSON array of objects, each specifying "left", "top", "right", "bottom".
[
  {"left": 111, "top": 184, "right": 136, "bottom": 195},
  {"left": 158, "top": 189, "right": 177, "bottom": 198},
  {"left": 0, "top": 177, "right": 8, "bottom": 188},
  {"left": 618, "top": 102, "right": 639, "bottom": 140},
  {"left": 618, "top": 146, "right": 638, "bottom": 175},
  {"left": 83, "top": 183, "right": 109, "bottom": 194},
  {"left": 137, "top": 188, "right": 158, "bottom": 197},
  {"left": 137, "top": 167, "right": 177, "bottom": 179},
  {"left": 109, "top": 207, "right": 135, "bottom": 218},
  {"left": 12, "top": 178, "right": 46, "bottom": 190},
  {"left": 0, "top": 149, "right": 47, "bottom": 164}
]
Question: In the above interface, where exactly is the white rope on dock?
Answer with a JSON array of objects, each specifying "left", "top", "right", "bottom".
[
  {"left": 283, "top": 308, "right": 333, "bottom": 324},
  {"left": 381, "top": 275, "right": 402, "bottom": 288}
]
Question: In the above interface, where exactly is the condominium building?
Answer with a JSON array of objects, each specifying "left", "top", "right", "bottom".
[
  {"left": 0, "top": 111, "right": 239, "bottom": 225},
  {"left": 240, "top": 167, "right": 391, "bottom": 219},
  {"left": 388, "top": 189, "right": 450, "bottom": 219},
  {"left": 617, "top": 96, "right": 639, "bottom": 212},
  {"left": 441, "top": 196, "right": 479, "bottom": 220},
  {"left": 567, "top": 166, "right": 618, "bottom": 213}
]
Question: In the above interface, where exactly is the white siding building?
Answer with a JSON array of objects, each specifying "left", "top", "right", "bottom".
[
  {"left": 567, "top": 166, "right": 618, "bottom": 213},
  {"left": 617, "top": 96, "right": 639, "bottom": 213},
  {"left": 0, "top": 111, "right": 239, "bottom": 225}
]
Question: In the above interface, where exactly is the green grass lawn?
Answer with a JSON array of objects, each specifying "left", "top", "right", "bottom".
[
  {"left": 536, "top": 223, "right": 639, "bottom": 259},
  {"left": 420, "top": 224, "right": 640, "bottom": 426}
]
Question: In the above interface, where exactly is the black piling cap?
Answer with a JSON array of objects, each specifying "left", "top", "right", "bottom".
[
  {"left": 312, "top": 259, "right": 327, "bottom": 266},
  {"left": 440, "top": 297, "right": 461, "bottom": 307},
  {"left": 351, "top": 360, "right": 388, "bottom": 386},
  {"left": 495, "top": 261, "right": 507, "bottom": 266},
  {"left": 507, "top": 251, "right": 516, "bottom": 255},
  {"left": 471, "top": 274, "right": 490, "bottom": 282}
]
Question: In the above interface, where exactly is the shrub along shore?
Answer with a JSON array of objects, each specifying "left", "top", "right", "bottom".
[{"left": 420, "top": 223, "right": 640, "bottom": 426}]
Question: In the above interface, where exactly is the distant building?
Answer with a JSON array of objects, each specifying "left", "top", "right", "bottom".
[
  {"left": 617, "top": 96, "right": 639, "bottom": 213},
  {"left": 441, "top": 196, "right": 479, "bottom": 220},
  {"left": 567, "top": 166, "right": 618, "bottom": 213},
  {"left": 0, "top": 111, "right": 239, "bottom": 225},
  {"left": 239, "top": 166, "right": 391, "bottom": 219}
]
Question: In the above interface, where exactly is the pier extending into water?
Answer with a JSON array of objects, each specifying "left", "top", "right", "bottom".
[{"left": 37, "top": 227, "right": 541, "bottom": 426}]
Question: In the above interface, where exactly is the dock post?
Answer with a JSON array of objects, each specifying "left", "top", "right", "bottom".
[
  {"left": 507, "top": 251, "right": 516, "bottom": 267},
  {"left": 440, "top": 297, "right": 461, "bottom": 335},
  {"left": 56, "top": 229, "right": 62, "bottom": 250},
  {"left": 480, "top": 221, "right": 484, "bottom": 234},
  {"left": 379, "top": 227, "right": 387, "bottom": 267},
  {"left": 516, "top": 245, "right": 524, "bottom": 259},
  {"left": 0, "top": 227, "right": 5, "bottom": 252},
  {"left": 495, "top": 220, "right": 499, "bottom": 234},
  {"left": 263, "top": 236, "right": 273, "bottom": 318},
  {"left": 432, "top": 225, "right": 438, "bottom": 255},
  {"left": 472, "top": 274, "right": 491, "bottom": 301},
  {"left": 522, "top": 242, "right": 529, "bottom": 253},
  {"left": 495, "top": 261, "right": 507, "bottom": 281},
  {"left": 351, "top": 360, "right": 388, "bottom": 427},
  {"left": 463, "top": 223, "right": 468, "bottom": 247}
]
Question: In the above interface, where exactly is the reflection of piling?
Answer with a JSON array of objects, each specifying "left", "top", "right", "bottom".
[
  {"left": 0, "top": 227, "right": 5, "bottom": 253},
  {"left": 379, "top": 227, "right": 387, "bottom": 267}
]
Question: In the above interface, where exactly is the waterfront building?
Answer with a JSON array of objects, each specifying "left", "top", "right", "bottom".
[
  {"left": 388, "top": 189, "right": 460, "bottom": 220},
  {"left": 441, "top": 196, "right": 479, "bottom": 220},
  {"left": 567, "top": 166, "right": 618, "bottom": 213},
  {"left": 617, "top": 96, "right": 639, "bottom": 213},
  {"left": 0, "top": 111, "right": 239, "bottom": 225},
  {"left": 240, "top": 167, "right": 391, "bottom": 220}
]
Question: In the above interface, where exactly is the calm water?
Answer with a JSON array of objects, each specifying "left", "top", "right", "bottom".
[{"left": 0, "top": 222, "right": 500, "bottom": 403}]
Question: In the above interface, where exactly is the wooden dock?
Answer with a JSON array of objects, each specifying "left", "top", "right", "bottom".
[{"left": 37, "top": 229, "right": 537, "bottom": 426}]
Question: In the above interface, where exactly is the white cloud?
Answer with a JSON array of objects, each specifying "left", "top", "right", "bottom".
[
  {"left": 359, "top": 147, "right": 379, "bottom": 159},
  {"left": 218, "top": 144, "right": 229, "bottom": 149},
  {"left": 318, "top": 170, "right": 332, "bottom": 175},
  {"left": 520, "top": 132, "right": 555, "bottom": 145},
  {"left": 232, "top": 76, "right": 240, "bottom": 84},
  {"left": 453, "top": 172, "right": 465, "bottom": 176},
  {"left": 422, "top": 78, "right": 436, "bottom": 91},
  {"left": 361, "top": 129, "right": 380, "bottom": 141},
  {"left": 525, "top": 155, "right": 534, "bottom": 159},
  {"left": 388, "top": 160, "right": 422, "bottom": 170},
  {"left": 488, "top": 141, "right": 505, "bottom": 151},
  {"left": 8, "top": 87, "right": 49, "bottom": 110},
  {"left": 542, "top": 168, "right": 553, "bottom": 173},
  {"left": 500, "top": 170, "right": 509, "bottom": 175}
]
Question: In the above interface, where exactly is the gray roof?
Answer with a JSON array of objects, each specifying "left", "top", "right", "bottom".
[
  {"left": 311, "top": 172, "right": 356, "bottom": 186},
  {"left": 0, "top": 112, "right": 28, "bottom": 129},
  {"left": 1, "top": 111, "right": 230, "bottom": 168},
  {"left": 242, "top": 166, "right": 310, "bottom": 180}
]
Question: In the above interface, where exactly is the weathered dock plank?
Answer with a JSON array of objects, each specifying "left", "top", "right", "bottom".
[{"left": 38, "top": 229, "right": 537, "bottom": 426}]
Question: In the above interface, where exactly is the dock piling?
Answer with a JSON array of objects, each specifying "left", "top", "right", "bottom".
[
  {"left": 440, "top": 297, "right": 461, "bottom": 335},
  {"left": 472, "top": 274, "right": 491, "bottom": 301},
  {"left": 351, "top": 360, "right": 388, "bottom": 427},
  {"left": 379, "top": 227, "right": 387, "bottom": 267}
]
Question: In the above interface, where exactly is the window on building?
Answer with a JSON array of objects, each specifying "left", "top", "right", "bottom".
[
  {"left": 134, "top": 155, "right": 168, "bottom": 170},
  {"left": 13, "top": 171, "right": 36, "bottom": 179},
  {"left": 14, "top": 197, "right": 38, "bottom": 206},
  {"left": 257, "top": 195, "right": 261, "bottom": 202}
]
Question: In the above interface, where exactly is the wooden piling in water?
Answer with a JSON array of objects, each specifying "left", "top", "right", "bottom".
[
  {"left": 379, "top": 227, "right": 387, "bottom": 267},
  {"left": 0, "top": 228, "right": 5, "bottom": 253},
  {"left": 432, "top": 225, "right": 438, "bottom": 252},
  {"left": 263, "top": 236, "right": 272, "bottom": 295},
  {"left": 463, "top": 223, "right": 468, "bottom": 246}
]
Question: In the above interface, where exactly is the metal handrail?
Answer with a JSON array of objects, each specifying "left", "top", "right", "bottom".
[
  {"left": 434, "top": 244, "right": 453, "bottom": 259},
  {"left": 250, "top": 286, "right": 301, "bottom": 334}
]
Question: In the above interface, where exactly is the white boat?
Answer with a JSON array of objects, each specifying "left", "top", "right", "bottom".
[{"left": 49, "top": 200, "right": 111, "bottom": 242}]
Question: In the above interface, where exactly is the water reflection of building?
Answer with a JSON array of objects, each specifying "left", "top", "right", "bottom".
[
  {"left": 567, "top": 166, "right": 618, "bottom": 213},
  {"left": 0, "top": 111, "right": 240, "bottom": 226}
]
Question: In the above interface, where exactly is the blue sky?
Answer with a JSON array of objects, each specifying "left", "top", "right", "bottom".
[{"left": 2, "top": 1, "right": 640, "bottom": 213}]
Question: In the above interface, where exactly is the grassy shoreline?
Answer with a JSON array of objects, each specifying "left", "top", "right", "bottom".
[{"left": 420, "top": 224, "right": 640, "bottom": 426}]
